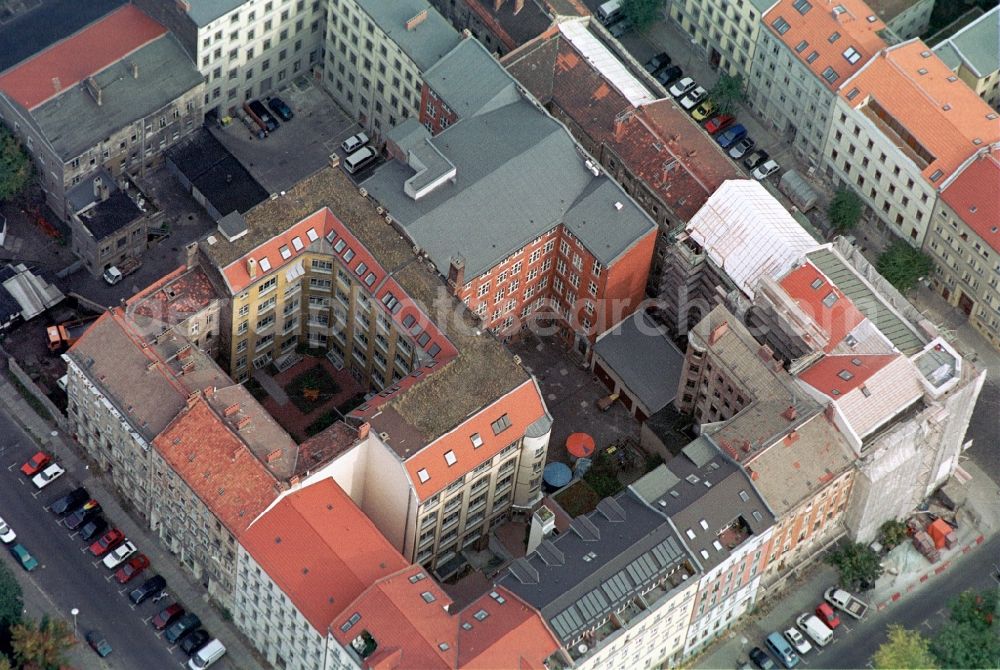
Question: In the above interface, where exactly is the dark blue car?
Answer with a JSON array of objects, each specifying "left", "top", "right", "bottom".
[{"left": 716, "top": 123, "right": 747, "bottom": 149}]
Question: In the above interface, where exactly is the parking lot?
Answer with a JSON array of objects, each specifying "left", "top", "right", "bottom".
[{"left": 209, "top": 77, "right": 362, "bottom": 193}]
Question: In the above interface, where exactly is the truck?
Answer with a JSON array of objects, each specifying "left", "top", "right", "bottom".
[
  {"left": 47, "top": 317, "right": 98, "bottom": 352},
  {"left": 103, "top": 258, "right": 141, "bottom": 285},
  {"left": 795, "top": 613, "right": 833, "bottom": 647},
  {"left": 596, "top": 0, "right": 623, "bottom": 24},
  {"left": 824, "top": 587, "right": 869, "bottom": 620}
]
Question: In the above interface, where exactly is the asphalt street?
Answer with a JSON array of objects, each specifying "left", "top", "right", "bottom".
[{"left": 0, "top": 408, "right": 187, "bottom": 669}]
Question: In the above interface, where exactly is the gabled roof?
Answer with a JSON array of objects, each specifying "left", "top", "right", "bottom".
[
  {"left": 153, "top": 397, "right": 281, "bottom": 538},
  {"left": 939, "top": 149, "right": 1000, "bottom": 254},
  {"left": 0, "top": 4, "right": 166, "bottom": 110},
  {"left": 242, "top": 479, "right": 409, "bottom": 633},
  {"left": 839, "top": 40, "right": 1000, "bottom": 186},
  {"left": 931, "top": 5, "right": 999, "bottom": 78},
  {"left": 778, "top": 261, "right": 866, "bottom": 352}
]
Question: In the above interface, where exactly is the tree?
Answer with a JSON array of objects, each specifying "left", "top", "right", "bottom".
[
  {"left": 0, "top": 654, "right": 11, "bottom": 670},
  {"left": 0, "top": 125, "right": 31, "bottom": 202},
  {"left": 827, "top": 187, "right": 863, "bottom": 233},
  {"left": 872, "top": 625, "right": 938, "bottom": 670},
  {"left": 878, "top": 519, "right": 908, "bottom": 550},
  {"left": 11, "top": 615, "right": 75, "bottom": 670},
  {"left": 709, "top": 74, "right": 745, "bottom": 115},
  {"left": 0, "top": 561, "right": 22, "bottom": 638},
  {"left": 876, "top": 241, "right": 935, "bottom": 293},
  {"left": 930, "top": 590, "right": 1000, "bottom": 670},
  {"left": 621, "top": 0, "right": 660, "bottom": 30},
  {"left": 825, "top": 542, "right": 883, "bottom": 590}
]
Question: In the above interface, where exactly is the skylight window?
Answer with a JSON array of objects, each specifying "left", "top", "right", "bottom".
[
  {"left": 795, "top": 40, "right": 809, "bottom": 53},
  {"left": 421, "top": 591, "right": 436, "bottom": 603},
  {"left": 822, "top": 292, "right": 839, "bottom": 307},
  {"left": 793, "top": 0, "right": 812, "bottom": 15},
  {"left": 306, "top": 227, "right": 319, "bottom": 242},
  {"left": 279, "top": 246, "right": 291, "bottom": 260},
  {"left": 470, "top": 433, "right": 483, "bottom": 448},
  {"left": 810, "top": 277, "right": 824, "bottom": 289},
  {"left": 772, "top": 16, "right": 791, "bottom": 34},
  {"left": 700, "top": 519, "right": 709, "bottom": 530},
  {"left": 291, "top": 236, "right": 304, "bottom": 251},
  {"left": 843, "top": 47, "right": 861, "bottom": 64},
  {"left": 343, "top": 248, "right": 355, "bottom": 262},
  {"left": 444, "top": 450, "right": 457, "bottom": 466},
  {"left": 838, "top": 370, "right": 854, "bottom": 381},
  {"left": 259, "top": 257, "right": 272, "bottom": 272},
  {"left": 700, "top": 549, "right": 710, "bottom": 560},
  {"left": 851, "top": 358, "right": 862, "bottom": 366},
  {"left": 474, "top": 610, "right": 489, "bottom": 621},
  {"left": 713, "top": 540, "right": 724, "bottom": 551},
  {"left": 417, "top": 468, "right": 430, "bottom": 483},
  {"left": 828, "top": 31, "right": 841, "bottom": 43},
  {"left": 686, "top": 528, "right": 696, "bottom": 539},
  {"left": 752, "top": 510, "right": 763, "bottom": 522}
]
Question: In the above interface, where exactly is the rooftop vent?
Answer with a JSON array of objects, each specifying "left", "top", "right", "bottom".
[
  {"left": 614, "top": 201, "right": 623, "bottom": 210},
  {"left": 218, "top": 211, "right": 248, "bottom": 242}
]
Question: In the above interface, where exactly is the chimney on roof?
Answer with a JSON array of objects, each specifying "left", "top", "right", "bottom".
[
  {"left": 405, "top": 9, "right": 427, "bottom": 30},
  {"left": 784, "top": 430, "right": 799, "bottom": 445},
  {"left": 185, "top": 242, "right": 198, "bottom": 270},
  {"left": 186, "top": 392, "right": 199, "bottom": 408},
  {"left": 747, "top": 467, "right": 759, "bottom": 481},
  {"left": 782, "top": 405, "right": 797, "bottom": 421},
  {"left": 131, "top": 62, "right": 139, "bottom": 79},
  {"left": 85, "top": 76, "right": 102, "bottom": 106},
  {"left": 289, "top": 474, "right": 301, "bottom": 486},
  {"left": 246, "top": 257, "right": 257, "bottom": 279},
  {"left": 266, "top": 448, "right": 282, "bottom": 463},
  {"left": 757, "top": 344, "right": 773, "bottom": 363},
  {"left": 447, "top": 255, "right": 465, "bottom": 291},
  {"left": 235, "top": 415, "right": 251, "bottom": 431},
  {"left": 178, "top": 345, "right": 193, "bottom": 360},
  {"left": 204, "top": 386, "right": 216, "bottom": 398},
  {"left": 224, "top": 403, "right": 240, "bottom": 417},
  {"left": 181, "top": 360, "right": 195, "bottom": 374},
  {"left": 709, "top": 321, "right": 729, "bottom": 345},
  {"left": 93, "top": 176, "right": 109, "bottom": 202},
  {"left": 358, "top": 422, "right": 370, "bottom": 440},
  {"left": 613, "top": 109, "right": 632, "bottom": 142}
]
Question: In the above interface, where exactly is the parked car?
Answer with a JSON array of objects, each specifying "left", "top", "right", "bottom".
[
  {"left": 85, "top": 631, "right": 113, "bottom": 657},
  {"left": 266, "top": 96, "right": 294, "bottom": 121},
  {"left": 749, "top": 646, "right": 775, "bottom": 670},
  {"left": 691, "top": 99, "right": 717, "bottom": 121},
  {"left": 50, "top": 487, "right": 89, "bottom": 516},
  {"left": 796, "top": 613, "right": 833, "bottom": 647},
  {"left": 0, "top": 517, "right": 16, "bottom": 544},
  {"left": 341, "top": 131, "right": 370, "bottom": 154},
  {"left": 716, "top": 123, "right": 747, "bottom": 149},
  {"left": 129, "top": 575, "right": 167, "bottom": 605},
  {"left": 238, "top": 111, "right": 266, "bottom": 139},
  {"left": 166, "top": 613, "right": 203, "bottom": 644},
  {"left": 79, "top": 516, "right": 108, "bottom": 542},
  {"left": 244, "top": 100, "right": 278, "bottom": 132},
  {"left": 115, "top": 554, "right": 150, "bottom": 584},
  {"left": 784, "top": 627, "right": 812, "bottom": 655},
  {"left": 103, "top": 540, "right": 137, "bottom": 569},
  {"left": 32, "top": 463, "right": 64, "bottom": 489},
  {"left": 9, "top": 544, "right": 38, "bottom": 571},
  {"left": 656, "top": 65, "right": 683, "bottom": 87},
  {"left": 20, "top": 451, "right": 51, "bottom": 476},
  {"left": 65, "top": 500, "right": 100, "bottom": 530},
  {"left": 180, "top": 629, "right": 211, "bottom": 655},
  {"left": 729, "top": 136, "right": 756, "bottom": 159},
  {"left": 679, "top": 86, "right": 708, "bottom": 111},
  {"left": 752, "top": 159, "right": 781, "bottom": 180},
  {"left": 152, "top": 603, "right": 185, "bottom": 631},
  {"left": 815, "top": 602, "right": 841, "bottom": 629},
  {"left": 608, "top": 17, "right": 632, "bottom": 38},
  {"left": 90, "top": 529, "right": 125, "bottom": 556},
  {"left": 188, "top": 638, "right": 226, "bottom": 669},
  {"left": 703, "top": 114, "right": 735, "bottom": 134},
  {"left": 644, "top": 52, "right": 671, "bottom": 73},
  {"left": 669, "top": 76, "right": 696, "bottom": 98},
  {"left": 743, "top": 149, "right": 770, "bottom": 170}
]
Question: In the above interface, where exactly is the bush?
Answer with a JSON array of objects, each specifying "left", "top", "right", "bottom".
[
  {"left": 876, "top": 241, "right": 935, "bottom": 293},
  {"left": 827, "top": 187, "right": 863, "bottom": 233}
]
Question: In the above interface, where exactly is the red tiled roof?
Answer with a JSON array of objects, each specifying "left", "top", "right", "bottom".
[
  {"left": 939, "top": 149, "right": 1000, "bottom": 254},
  {"left": 764, "top": 0, "right": 886, "bottom": 92},
  {"left": 241, "top": 479, "right": 408, "bottom": 633},
  {"left": 457, "top": 588, "right": 560, "bottom": 669},
  {"left": 798, "top": 353, "right": 898, "bottom": 397},
  {"left": 153, "top": 397, "right": 280, "bottom": 538},
  {"left": 0, "top": 5, "right": 166, "bottom": 110},
  {"left": 841, "top": 41, "right": 1000, "bottom": 184},
  {"left": 779, "top": 262, "right": 865, "bottom": 351},
  {"left": 404, "top": 379, "right": 545, "bottom": 500}
]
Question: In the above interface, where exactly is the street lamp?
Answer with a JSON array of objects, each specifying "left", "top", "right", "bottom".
[{"left": 70, "top": 608, "right": 79, "bottom": 637}]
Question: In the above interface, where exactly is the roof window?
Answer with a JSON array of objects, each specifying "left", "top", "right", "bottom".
[
  {"left": 444, "top": 450, "right": 457, "bottom": 466},
  {"left": 822, "top": 291, "right": 839, "bottom": 307},
  {"left": 686, "top": 528, "right": 696, "bottom": 539},
  {"left": 365, "top": 272, "right": 376, "bottom": 286},
  {"left": 491, "top": 414, "right": 511, "bottom": 435},
  {"left": 866, "top": 14, "right": 877, "bottom": 22},
  {"left": 752, "top": 510, "right": 763, "bottom": 522},
  {"left": 846, "top": 87, "right": 860, "bottom": 100},
  {"left": 279, "top": 245, "right": 291, "bottom": 260},
  {"left": 843, "top": 47, "right": 861, "bottom": 64},
  {"left": 793, "top": 0, "right": 812, "bottom": 14},
  {"left": 810, "top": 277, "right": 824, "bottom": 289},
  {"left": 700, "top": 549, "right": 710, "bottom": 560},
  {"left": 343, "top": 248, "right": 355, "bottom": 262},
  {"left": 806, "top": 50, "right": 820, "bottom": 64},
  {"left": 333, "top": 239, "right": 346, "bottom": 253},
  {"left": 838, "top": 369, "right": 854, "bottom": 381},
  {"left": 920, "top": 50, "right": 931, "bottom": 58},
  {"left": 795, "top": 40, "right": 809, "bottom": 53},
  {"left": 772, "top": 16, "right": 791, "bottom": 34},
  {"left": 306, "top": 227, "right": 319, "bottom": 241},
  {"left": 739, "top": 490, "right": 750, "bottom": 502},
  {"left": 822, "top": 67, "right": 839, "bottom": 84},
  {"left": 291, "top": 236, "right": 304, "bottom": 251},
  {"left": 421, "top": 591, "right": 436, "bottom": 603},
  {"left": 700, "top": 519, "right": 709, "bottom": 530},
  {"left": 713, "top": 540, "right": 724, "bottom": 551},
  {"left": 417, "top": 468, "right": 430, "bottom": 483},
  {"left": 439, "top": 643, "right": 450, "bottom": 651},
  {"left": 259, "top": 257, "right": 272, "bottom": 272},
  {"left": 918, "top": 68, "right": 928, "bottom": 75},
  {"left": 851, "top": 358, "right": 862, "bottom": 366},
  {"left": 474, "top": 609, "right": 489, "bottom": 621},
  {"left": 470, "top": 433, "right": 483, "bottom": 448},
  {"left": 828, "top": 31, "right": 841, "bottom": 43},
  {"left": 930, "top": 170, "right": 944, "bottom": 182},
  {"left": 355, "top": 261, "right": 368, "bottom": 276},
  {"left": 408, "top": 573, "right": 426, "bottom": 583}
]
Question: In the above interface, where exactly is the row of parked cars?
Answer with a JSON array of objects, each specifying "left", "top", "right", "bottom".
[
  {"left": 742, "top": 588, "right": 869, "bottom": 669},
  {"left": 5, "top": 451, "right": 225, "bottom": 669},
  {"left": 643, "top": 52, "right": 781, "bottom": 181},
  {"left": 238, "top": 96, "right": 294, "bottom": 139}
]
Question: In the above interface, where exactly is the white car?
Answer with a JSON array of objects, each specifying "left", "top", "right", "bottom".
[
  {"left": 32, "top": 463, "right": 65, "bottom": 489},
  {"left": 669, "top": 77, "right": 696, "bottom": 98},
  {"left": 340, "top": 131, "right": 369, "bottom": 154},
  {"left": 680, "top": 86, "right": 708, "bottom": 111},
  {"left": 102, "top": 540, "right": 137, "bottom": 569},
  {"left": 0, "top": 517, "right": 15, "bottom": 544},
  {"left": 753, "top": 159, "right": 780, "bottom": 180},
  {"left": 784, "top": 627, "right": 813, "bottom": 655}
]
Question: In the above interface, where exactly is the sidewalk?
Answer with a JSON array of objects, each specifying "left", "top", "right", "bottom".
[{"left": 0, "top": 368, "right": 269, "bottom": 670}]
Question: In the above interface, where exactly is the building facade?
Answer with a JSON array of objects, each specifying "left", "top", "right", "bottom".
[
  {"left": 666, "top": 0, "right": 774, "bottom": 78},
  {"left": 69, "top": 188, "right": 154, "bottom": 278},
  {"left": 932, "top": 6, "right": 1000, "bottom": 109}
]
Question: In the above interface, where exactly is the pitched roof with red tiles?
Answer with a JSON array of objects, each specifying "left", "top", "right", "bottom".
[
  {"left": 779, "top": 261, "right": 865, "bottom": 352},
  {"left": 457, "top": 588, "right": 560, "bottom": 669},
  {"left": 0, "top": 4, "right": 165, "bottom": 110},
  {"left": 242, "top": 479, "right": 409, "bottom": 633},
  {"left": 939, "top": 149, "right": 1000, "bottom": 254},
  {"left": 797, "top": 353, "right": 898, "bottom": 397},
  {"left": 840, "top": 40, "right": 1000, "bottom": 184},
  {"left": 153, "top": 397, "right": 281, "bottom": 538},
  {"left": 763, "top": 0, "right": 886, "bottom": 92}
]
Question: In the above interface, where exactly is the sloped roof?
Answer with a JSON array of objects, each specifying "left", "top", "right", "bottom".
[
  {"left": 422, "top": 37, "right": 520, "bottom": 119},
  {"left": 778, "top": 261, "right": 866, "bottom": 352},
  {"left": 932, "top": 5, "right": 999, "bottom": 78},
  {"left": 939, "top": 149, "right": 1000, "bottom": 254}
]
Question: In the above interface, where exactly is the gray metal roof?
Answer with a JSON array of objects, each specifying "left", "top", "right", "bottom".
[
  {"left": 807, "top": 248, "right": 924, "bottom": 354},
  {"left": 498, "top": 490, "right": 693, "bottom": 645},
  {"left": 354, "top": 0, "right": 461, "bottom": 72},
  {"left": 932, "top": 6, "right": 999, "bottom": 77},
  {"left": 31, "top": 34, "right": 203, "bottom": 160},
  {"left": 182, "top": 0, "right": 248, "bottom": 27},
  {"left": 593, "top": 311, "right": 686, "bottom": 414},
  {"left": 364, "top": 97, "right": 655, "bottom": 278},
  {"left": 422, "top": 38, "right": 521, "bottom": 119}
]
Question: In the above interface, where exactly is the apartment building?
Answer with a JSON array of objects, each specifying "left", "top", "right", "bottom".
[
  {"left": 134, "top": 0, "right": 326, "bottom": 116},
  {"left": 933, "top": 5, "right": 1000, "bottom": 108},
  {"left": 747, "top": 0, "right": 886, "bottom": 166},
  {"left": 68, "top": 187, "right": 154, "bottom": 278},
  {"left": 197, "top": 165, "right": 552, "bottom": 571},
  {"left": 924, "top": 148, "right": 1000, "bottom": 350},
  {"left": 667, "top": 0, "right": 774, "bottom": 78},
  {"left": 630, "top": 440, "right": 775, "bottom": 657},
  {"left": 505, "top": 21, "right": 740, "bottom": 293},
  {"left": 0, "top": 5, "right": 204, "bottom": 220},
  {"left": 323, "top": 0, "right": 460, "bottom": 135},
  {"left": 428, "top": 0, "right": 553, "bottom": 56},
  {"left": 365, "top": 37, "right": 657, "bottom": 355},
  {"left": 823, "top": 39, "right": 1000, "bottom": 247},
  {"left": 868, "top": 0, "right": 936, "bottom": 41},
  {"left": 500, "top": 489, "right": 700, "bottom": 669}
]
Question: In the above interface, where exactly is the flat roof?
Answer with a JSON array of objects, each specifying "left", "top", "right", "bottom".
[
  {"left": 354, "top": 0, "right": 462, "bottom": 72},
  {"left": 182, "top": 0, "right": 248, "bottom": 27},
  {"left": 77, "top": 191, "right": 143, "bottom": 241},
  {"left": 168, "top": 131, "right": 269, "bottom": 218}
]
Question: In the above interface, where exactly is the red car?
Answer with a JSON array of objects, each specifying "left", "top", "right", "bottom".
[
  {"left": 115, "top": 554, "right": 150, "bottom": 584},
  {"left": 816, "top": 602, "right": 841, "bottom": 629},
  {"left": 20, "top": 452, "right": 52, "bottom": 476},
  {"left": 703, "top": 114, "right": 735, "bottom": 135},
  {"left": 152, "top": 603, "right": 184, "bottom": 631},
  {"left": 89, "top": 529, "right": 125, "bottom": 557}
]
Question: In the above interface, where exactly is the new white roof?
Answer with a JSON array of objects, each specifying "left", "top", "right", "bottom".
[
  {"left": 558, "top": 21, "right": 656, "bottom": 107},
  {"left": 686, "top": 180, "right": 821, "bottom": 298}
]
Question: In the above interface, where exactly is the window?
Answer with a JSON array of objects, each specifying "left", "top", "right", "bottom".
[
  {"left": 821, "top": 67, "right": 839, "bottom": 84},
  {"left": 491, "top": 414, "right": 511, "bottom": 435},
  {"left": 417, "top": 468, "right": 430, "bottom": 483},
  {"left": 771, "top": 17, "right": 790, "bottom": 34},
  {"left": 470, "top": 433, "right": 483, "bottom": 448}
]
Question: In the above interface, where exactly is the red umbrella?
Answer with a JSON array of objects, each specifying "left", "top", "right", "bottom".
[{"left": 566, "top": 432, "right": 595, "bottom": 460}]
